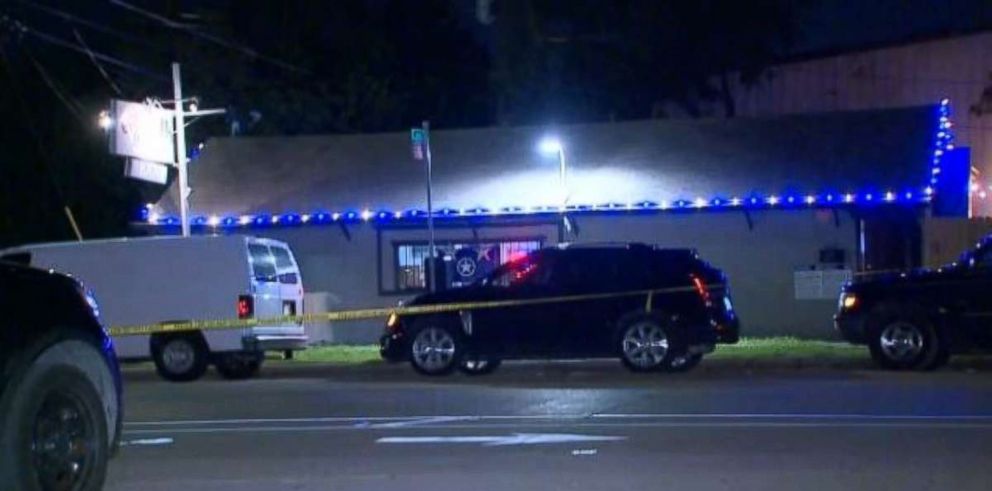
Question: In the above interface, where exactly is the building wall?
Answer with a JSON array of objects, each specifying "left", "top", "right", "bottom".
[
  {"left": 687, "top": 32, "right": 992, "bottom": 215},
  {"left": 245, "top": 207, "right": 859, "bottom": 344}
]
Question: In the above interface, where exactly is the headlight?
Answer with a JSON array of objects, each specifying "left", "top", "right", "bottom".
[
  {"left": 839, "top": 293, "right": 857, "bottom": 310},
  {"left": 386, "top": 312, "right": 399, "bottom": 329}
]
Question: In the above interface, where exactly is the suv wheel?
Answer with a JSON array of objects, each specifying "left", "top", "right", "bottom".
[
  {"left": 409, "top": 321, "right": 462, "bottom": 376},
  {"left": 868, "top": 314, "right": 944, "bottom": 370},
  {"left": 458, "top": 355, "right": 502, "bottom": 376},
  {"left": 152, "top": 334, "right": 209, "bottom": 382},
  {"left": 619, "top": 316, "right": 682, "bottom": 372},
  {"left": 1, "top": 365, "right": 109, "bottom": 491}
]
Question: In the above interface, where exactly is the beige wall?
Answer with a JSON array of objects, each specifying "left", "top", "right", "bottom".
[
  {"left": 923, "top": 216, "right": 992, "bottom": 267},
  {"left": 684, "top": 32, "right": 992, "bottom": 215}
]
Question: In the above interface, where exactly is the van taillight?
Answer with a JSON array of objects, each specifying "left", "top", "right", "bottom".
[
  {"left": 238, "top": 295, "right": 254, "bottom": 319},
  {"left": 691, "top": 275, "right": 712, "bottom": 307}
]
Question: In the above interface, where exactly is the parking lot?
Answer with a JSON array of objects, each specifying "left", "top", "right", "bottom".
[{"left": 107, "top": 359, "right": 992, "bottom": 491}]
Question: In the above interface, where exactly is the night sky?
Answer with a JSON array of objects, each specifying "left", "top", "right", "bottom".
[{"left": 0, "top": 0, "right": 990, "bottom": 247}]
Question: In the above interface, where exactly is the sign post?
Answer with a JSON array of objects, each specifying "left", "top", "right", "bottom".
[{"left": 411, "top": 123, "right": 437, "bottom": 292}]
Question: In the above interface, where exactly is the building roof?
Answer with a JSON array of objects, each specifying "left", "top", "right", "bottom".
[{"left": 154, "top": 104, "right": 947, "bottom": 224}]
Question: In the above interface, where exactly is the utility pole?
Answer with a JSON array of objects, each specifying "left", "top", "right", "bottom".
[
  {"left": 172, "top": 62, "right": 191, "bottom": 237},
  {"left": 169, "top": 62, "right": 225, "bottom": 236},
  {"left": 423, "top": 120, "right": 437, "bottom": 292}
]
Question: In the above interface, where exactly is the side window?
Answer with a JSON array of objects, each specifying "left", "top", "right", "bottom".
[
  {"left": 490, "top": 255, "right": 554, "bottom": 288},
  {"left": 561, "top": 252, "right": 622, "bottom": 291},
  {"left": 271, "top": 247, "right": 295, "bottom": 269},
  {"left": 248, "top": 245, "right": 277, "bottom": 282},
  {"left": 270, "top": 246, "right": 299, "bottom": 284}
]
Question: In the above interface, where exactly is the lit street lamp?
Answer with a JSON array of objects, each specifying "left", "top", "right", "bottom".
[{"left": 537, "top": 137, "right": 567, "bottom": 209}]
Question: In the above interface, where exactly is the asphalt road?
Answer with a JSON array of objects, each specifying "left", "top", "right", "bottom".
[{"left": 107, "top": 362, "right": 992, "bottom": 491}]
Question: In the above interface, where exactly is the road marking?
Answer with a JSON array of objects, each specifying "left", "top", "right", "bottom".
[
  {"left": 121, "top": 437, "right": 174, "bottom": 447},
  {"left": 364, "top": 416, "right": 479, "bottom": 428},
  {"left": 376, "top": 433, "right": 626, "bottom": 446},
  {"left": 126, "top": 412, "right": 992, "bottom": 428}
]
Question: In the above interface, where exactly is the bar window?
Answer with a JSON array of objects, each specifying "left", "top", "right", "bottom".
[{"left": 395, "top": 239, "right": 542, "bottom": 291}]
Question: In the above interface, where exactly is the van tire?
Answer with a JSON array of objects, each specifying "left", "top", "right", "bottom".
[
  {"left": 151, "top": 333, "right": 209, "bottom": 382},
  {"left": 215, "top": 353, "right": 263, "bottom": 380}
]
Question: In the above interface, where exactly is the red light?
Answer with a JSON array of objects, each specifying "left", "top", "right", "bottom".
[
  {"left": 237, "top": 295, "right": 254, "bottom": 319},
  {"left": 691, "top": 275, "right": 711, "bottom": 306}
]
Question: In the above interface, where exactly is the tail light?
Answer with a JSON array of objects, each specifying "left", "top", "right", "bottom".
[
  {"left": 691, "top": 275, "right": 712, "bottom": 307},
  {"left": 237, "top": 295, "right": 254, "bottom": 319}
]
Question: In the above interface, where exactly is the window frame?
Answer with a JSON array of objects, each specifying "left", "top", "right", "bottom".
[{"left": 389, "top": 237, "right": 545, "bottom": 293}]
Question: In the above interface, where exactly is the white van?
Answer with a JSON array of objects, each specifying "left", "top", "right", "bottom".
[{"left": 0, "top": 235, "right": 307, "bottom": 382}]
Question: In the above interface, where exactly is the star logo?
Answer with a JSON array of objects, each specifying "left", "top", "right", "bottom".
[{"left": 456, "top": 257, "right": 477, "bottom": 277}]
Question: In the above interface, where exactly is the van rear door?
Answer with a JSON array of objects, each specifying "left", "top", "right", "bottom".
[
  {"left": 270, "top": 244, "right": 303, "bottom": 318},
  {"left": 246, "top": 240, "right": 307, "bottom": 351}
]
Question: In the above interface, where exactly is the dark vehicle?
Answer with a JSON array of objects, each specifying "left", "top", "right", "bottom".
[
  {"left": 381, "top": 244, "right": 739, "bottom": 375},
  {"left": 0, "top": 261, "right": 122, "bottom": 491},
  {"left": 836, "top": 236, "right": 992, "bottom": 370}
]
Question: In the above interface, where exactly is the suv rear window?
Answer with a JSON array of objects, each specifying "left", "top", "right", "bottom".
[{"left": 248, "top": 245, "right": 277, "bottom": 282}]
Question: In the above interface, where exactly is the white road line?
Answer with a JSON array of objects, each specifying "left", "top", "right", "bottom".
[
  {"left": 122, "top": 420, "right": 992, "bottom": 436},
  {"left": 126, "top": 412, "right": 992, "bottom": 428},
  {"left": 121, "top": 437, "right": 174, "bottom": 446},
  {"left": 376, "top": 433, "right": 626, "bottom": 446},
  {"left": 365, "top": 416, "right": 480, "bottom": 428}
]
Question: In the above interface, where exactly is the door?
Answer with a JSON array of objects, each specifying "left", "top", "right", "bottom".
[
  {"left": 472, "top": 252, "right": 562, "bottom": 357},
  {"left": 247, "top": 243, "right": 283, "bottom": 321},
  {"left": 270, "top": 244, "right": 303, "bottom": 318},
  {"left": 555, "top": 251, "right": 642, "bottom": 356}
]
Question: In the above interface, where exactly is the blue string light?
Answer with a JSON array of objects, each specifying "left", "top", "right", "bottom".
[{"left": 144, "top": 100, "right": 953, "bottom": 229}]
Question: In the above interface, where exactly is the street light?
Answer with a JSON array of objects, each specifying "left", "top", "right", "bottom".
[
  {"left": 537, "top": 137, "right": 567, "bottom": 209},
  {"left": 98, "top": 110, "right": 113, "bottom": 130}
]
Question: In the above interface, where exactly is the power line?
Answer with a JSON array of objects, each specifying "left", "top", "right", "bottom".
[
  {"left": 26, "top": 50, "right": 87, "bottom": 123},
  {"left": 13, "top": 0, "right": 168, "bottom": 53},
  {"left": 108, "top": 0, "right": 308, "bottom": 74},
  {"left": 1, "top": 15, "right": 167, "bottom": 81},
  {"left": 0, "top": 43, "right": 84, "bottom": 240},
  {"left": 73, "top": 27, "right": 123, "bottom": 96}
]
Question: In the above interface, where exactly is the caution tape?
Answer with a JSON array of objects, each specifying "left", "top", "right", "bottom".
[{"left": 107, "top": 284, "right": 719, "bottom": 337}]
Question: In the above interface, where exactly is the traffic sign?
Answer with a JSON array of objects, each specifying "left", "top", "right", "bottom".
[{"left": 411, "top": 128, "right": 426, "bottom": 160}]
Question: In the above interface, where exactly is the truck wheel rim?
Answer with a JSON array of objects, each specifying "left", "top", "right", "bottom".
[
  {"left": 880, "top": 322, "right": 924, "bottom": 361},
  {"left": 162, "top": 340, "right": 196, "bottom": 374},
  {"left": 622, "top": 322, "right": 669, "bottom": 368},
  {"left": 32, "top": 391, "right": 95, "bottom": 491},
  {"left": 412, "top": 328, "right": 455, "bottom": 372}
]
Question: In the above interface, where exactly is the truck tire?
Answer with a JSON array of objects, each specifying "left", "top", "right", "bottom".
[
  {"left": 867, "top": 309, "right": 942, "bottom": 371},
  {"left": 151, "top": 333, "right": 209, "bottom": 382},
  {"left": 408, "top": 317, "right": 463, "bottom": 376},
  {"left": 618, "top": 314, "right": 684, "bottom": 373},
  {"left": 0, "top": 365, "right": 109, "bottom": 491},
  {"left": 215, "top": 353, "right": 263, "bottom": 380}
]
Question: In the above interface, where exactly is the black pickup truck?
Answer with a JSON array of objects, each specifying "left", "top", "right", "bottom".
[
  {"left": 0, "top": 261, "right": 122, "bottom": 491},
  {"left": 835, "top": 237, "right": 992, "bottom": 370}
]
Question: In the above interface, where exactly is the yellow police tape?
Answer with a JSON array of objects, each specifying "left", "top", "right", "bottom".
[{"left": 107, "top": 284, "right": 720, "bottom": 337}]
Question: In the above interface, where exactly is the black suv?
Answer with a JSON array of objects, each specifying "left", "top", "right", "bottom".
[
  {"left": 381, "top": 244, "right": 739, "bottom": 375},
  {"left": 0, "top": 261, "right": 122, "bottom": 491},
  {"left": 836, "top": 236, "right": 992, "bottom": 370}
]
